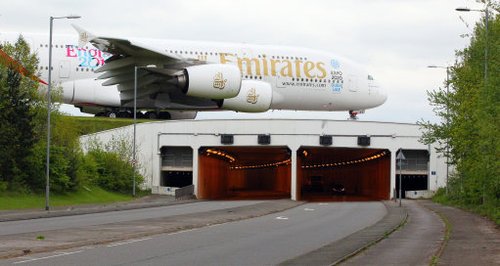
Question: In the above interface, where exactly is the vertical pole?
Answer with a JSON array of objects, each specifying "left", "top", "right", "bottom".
[
  {"left": 484, "top": 8, "right": 488, "bottom": 83},
  {"left": 399, "top": 158, "right": 402, "bottom": 207},
  {"left": 290, "top": 147, "right": 297, "bottom": 201},
  {"left": 45, "top": 17, "right": 54, "bottom": 211},
  {"left": 482, "top": 8, "right": 488, "bottom": 204},
  {"left": 445, "top": 68, "right": 449, "bottom": 195},
  {"left": 133, "top": 66, "right": 137, "bottom": 197}
]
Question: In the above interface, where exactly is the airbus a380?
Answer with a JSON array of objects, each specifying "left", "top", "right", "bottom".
[{"left": 0, "top": 26, "right": 387, "bottom": 119}]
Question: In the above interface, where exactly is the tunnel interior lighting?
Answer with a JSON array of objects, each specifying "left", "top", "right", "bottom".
[
  {"left": 301, "top": 150, "right": 388, "bottom": 169},
  {"left": 204, "top": 148, "right": 236, "bottom": 163},
  {"left": 230, "top": 158, "right": 291, "bottom": 170}
]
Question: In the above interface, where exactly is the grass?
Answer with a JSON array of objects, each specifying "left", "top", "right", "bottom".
[
  {"left": 58, "top": 116, "right": 150, "bottom": 136},
  {"left": 0, "top": 186, "right": 135, "bottom": 210},
  {"left": 432, "top": 188, "right": 500, "bottom": 226},
  {"left": 428, "top": 206, "right": 452, "bottom": 266}
]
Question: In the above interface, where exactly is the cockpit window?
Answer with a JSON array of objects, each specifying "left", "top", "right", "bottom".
[{"left": 368, "top": 75, "right": 374, "bottom": 80}]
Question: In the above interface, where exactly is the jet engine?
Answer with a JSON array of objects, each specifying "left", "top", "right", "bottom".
[
  {"left": 60, "top": 79, "right": 121, "bottom": 107},
  {"left": 220, "top": 80, "right": 273, "bottom": 112},
  {"left": 179, "top": 64, "right": 242, "bottom": 99}
]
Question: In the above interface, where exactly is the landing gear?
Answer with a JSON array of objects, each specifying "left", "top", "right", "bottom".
[
  {"left": 348, "top": 110, "right": 365, "bottom": 120},
  {"left": 145, "top": 111, "right": 158, "bottom": 119},
  {"left": 94, "top": 109, "right": 173, "bottom": 120},
  {"left": 106, "top": 111, "right": 117, "bottom": 118},
  {"left": 349, "top": 110, "right": 358, "bottom": 120},
  {"left": 117, "top": 111, "right": 132, "bottom": 118}
]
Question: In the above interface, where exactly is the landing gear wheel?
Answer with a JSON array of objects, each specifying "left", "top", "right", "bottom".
[
  {"left": 106, "top": 112, "right": 117, "bottom": 118},
  {"left": 118, "top": 111, "right": 132, "bottom": 118},
  {"left": 145, "top": 111, "right": 157, "bottom": 119},
  {"left": 159, "top": 112, "right": 171, "bottom": 120}
]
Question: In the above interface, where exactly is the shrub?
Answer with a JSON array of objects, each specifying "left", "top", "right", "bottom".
[{"left": 86, "top": 149, "right": 143, "bottom": 194}]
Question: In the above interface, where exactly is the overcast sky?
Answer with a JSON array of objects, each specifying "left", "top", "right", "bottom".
[{"left": 1, "top": 0, "right": 486, "bottom": 123}]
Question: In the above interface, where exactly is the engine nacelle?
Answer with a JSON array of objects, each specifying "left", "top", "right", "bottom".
[
  {"left": 180, "top": 64, "right": 242, "bottom": 99},
  {"left": 221, "top": 80, "right": 273, "bottom": 112},
  {"left": 60, "top": 79, "right": 121, "bottom": 107}
]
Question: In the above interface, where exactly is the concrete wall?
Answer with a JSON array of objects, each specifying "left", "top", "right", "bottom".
[{"left": 80, "top": 119, "right": 448, "bottom": 201}]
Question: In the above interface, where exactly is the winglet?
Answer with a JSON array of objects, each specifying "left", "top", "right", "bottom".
[{"left": 71, "top": 24, "right": 96, "bottom": 48}]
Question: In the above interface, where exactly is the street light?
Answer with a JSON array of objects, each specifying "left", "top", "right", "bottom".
[
  {"left": 455, "top": 6, "right": 489, "bottom": 82},
  {"left": 396, "top": 149, "right": 406, "bottom": 207},
  {"left": 456, "top": 5, "right": 490, "bottom": 203},
  {"left": 46, "top": 15, "right": 81, "bottom": 211},
  {"left": 133, "top": 66, "right": 139, "bottom": 197},
  {"left": 132, "top": 65, "right": 155, "bottom": 196},
  {"left": 427, "top": 65, "right": 450, "bottom": 195}
]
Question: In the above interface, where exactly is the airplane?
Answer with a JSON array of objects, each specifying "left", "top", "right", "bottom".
[{"left": 0, "top": 26, "right": 387, "bottom": 120}]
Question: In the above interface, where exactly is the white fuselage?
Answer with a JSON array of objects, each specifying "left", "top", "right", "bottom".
[{"left": 0, "top": 32, "right": 387, "bottom": 114}]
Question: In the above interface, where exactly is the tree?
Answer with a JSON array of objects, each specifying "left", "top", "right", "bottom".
[
  {"left": 419, "top": 1, "right": 499, "bottom": 215},
  {"left": 0, "top": 36, "right": 42, "bottom": 191}
]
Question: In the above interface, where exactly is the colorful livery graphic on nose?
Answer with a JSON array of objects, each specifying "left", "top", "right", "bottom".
[{"left": 330, "top": 59, "right": 343, "bottom": 93}]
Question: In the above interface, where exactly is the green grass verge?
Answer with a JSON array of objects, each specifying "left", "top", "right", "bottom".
[
  {"left": 432, "top": 188, "right": 500, "bottom": 225},
  {"left": 59, "top": 116, "right": 150, "bottom": 136},
  {"left": 0, "top": 187, "right": 134, "bottom": 210}
]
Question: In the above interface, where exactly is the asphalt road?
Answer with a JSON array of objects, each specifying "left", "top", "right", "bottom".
[
  {"left": 3, "top": 202, "right": 386, "bottom": 266},
  {"left": 0, "top": 201, "right": 263, "bottom": 236}
]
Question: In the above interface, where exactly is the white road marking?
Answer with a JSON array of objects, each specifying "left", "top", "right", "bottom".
[
  {"left": 167, "top": 228, "right": 197, "bottom": 236},
  {"left": 304, "top": 208, "right": 315, "bottom": 211},
  {"left": 14, "top": 250, "right": 83, "bottom": 264},
  {"left": 208, "top": 223, "right": 222, "bottom": 228},
  {"left": 319, "top": 203, "right": 329, "bottom": 206},
  {"left": 107, "top": 237, "right": 153, "bottom": 247},
  {"left": 275, "top": 216, "right": 289, "bottom": 220}
]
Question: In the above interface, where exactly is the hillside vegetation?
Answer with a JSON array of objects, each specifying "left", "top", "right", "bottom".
[{"left": 419, "top": 2, "right": 499, "bottom": 224}]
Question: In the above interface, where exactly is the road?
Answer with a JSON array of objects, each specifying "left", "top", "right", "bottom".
[
  {"left": 2, "top": 202, "right": 386, "bottom": 266},
  {"left": 0, "top": 201, "right": 263, "bottom": 236}
]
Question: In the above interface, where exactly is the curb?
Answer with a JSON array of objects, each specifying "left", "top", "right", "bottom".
[{"left": 0, "top": 199, "right": 197, "bottom": 222}]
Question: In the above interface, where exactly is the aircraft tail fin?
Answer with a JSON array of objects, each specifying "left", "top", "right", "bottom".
[{"left": 71, "top": 24, "right": 96, "bottom": 48}]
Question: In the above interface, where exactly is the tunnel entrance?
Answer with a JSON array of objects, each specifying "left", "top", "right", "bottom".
[
  {"left": 198, "top": 146, "right": 291, "bottom": 200},
  {"left": 160, "top": 146, "right": 193, "bottom": 190},
  {"left": 395, "top": 149, "right": 429, "bottom": 198},
  {"left": 298, "top": 147, "right": 391, "bottom": 201}
]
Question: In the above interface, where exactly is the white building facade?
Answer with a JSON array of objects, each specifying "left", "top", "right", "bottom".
[{"left": 80, "top": 119, "right": 447, "bottom": 201}]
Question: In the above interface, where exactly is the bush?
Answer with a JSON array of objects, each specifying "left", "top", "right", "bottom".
[
  {"left": 85, "top": 149, "right": 143, "bottom": 194},
  {"left": 25, "top": 141, "right": 79, "bottom": 193}
]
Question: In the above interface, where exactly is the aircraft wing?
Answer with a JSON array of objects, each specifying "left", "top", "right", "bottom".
[{"left": 72, "top": 25, "right": 215, "bottom": 110}]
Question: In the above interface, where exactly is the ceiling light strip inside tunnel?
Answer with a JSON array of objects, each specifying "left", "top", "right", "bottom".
[
  {"left": 302, "top": 150, "right": 389, "bottom": 169},
  {"left": 203, "top": 149, "right": 389, "bottom": 170}
]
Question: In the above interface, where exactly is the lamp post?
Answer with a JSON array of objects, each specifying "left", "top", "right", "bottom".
[
  {"left": 133, "top": 66, "right": 138, "bottom": 197},
  {"left": 456, "top": 5, "right": 490, "bottom": 204},
  {"left": 428, "top": 65, "right": 450, "bottom": 195},
  {"left": 45, "top": 15, "right": 81, "bottom": 211},
  {"left": 396, "top": 149, "right": 406, "bottom": 207},
  {"left": 132, "top": 65, "right": 154, "bottom": 196},
  {"left": 455, "top": 6, "right": 489, "bottom": 83}
]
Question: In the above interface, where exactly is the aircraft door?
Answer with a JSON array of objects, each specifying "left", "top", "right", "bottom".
[{"left": 59, "top": 60, "right": 71, "bottom": 79}]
